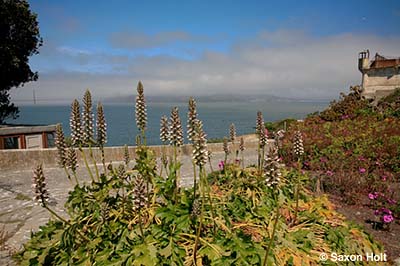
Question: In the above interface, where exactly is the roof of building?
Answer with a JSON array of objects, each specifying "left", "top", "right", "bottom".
[
  {"left": 370, "top": 53, "right": 400, "bottom": 69},
  {"left": 0, "top": 124, "right": 58, "bottom": 136}
]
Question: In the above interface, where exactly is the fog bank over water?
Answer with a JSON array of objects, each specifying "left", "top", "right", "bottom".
[{"left": 12, "top": 93, "right": 331, "bottom": 106}]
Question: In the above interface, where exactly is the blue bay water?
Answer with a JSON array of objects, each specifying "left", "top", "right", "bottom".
[{"left": 9, "top": 101, "right": 328, "bottom": 146}]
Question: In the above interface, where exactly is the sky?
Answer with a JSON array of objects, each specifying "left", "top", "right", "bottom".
[{"left": 11, "top": 0, "right": 400, "bottom": 103}]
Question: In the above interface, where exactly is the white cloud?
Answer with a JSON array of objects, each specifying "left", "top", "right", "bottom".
[
  {"left": 13, "top": 30, "right": 400, "bottom": 102},
  {"left": 109, "top": 30, "right": 213, "bottom": 49}
]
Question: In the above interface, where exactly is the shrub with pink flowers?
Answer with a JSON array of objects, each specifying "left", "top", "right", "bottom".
[{"left": 280, "top": 87, "right": 400, "bottom": 226}]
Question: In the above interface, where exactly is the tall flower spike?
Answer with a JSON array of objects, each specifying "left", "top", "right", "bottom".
[
  {"left": 117, "top": 164, "right": 127, "bottom": 180},
  {"left": 32, "top": 164, "right": 50, "bottom": 206},
  {"left": 124, "top": 144, "right": 130, "bottom": 166},
  {"left": 264, "top": 147, "right": 282, "bottom": 187},
  {"left": 132, "top": 174, "right": 147, "bottom": 211},
  {"left": 160, "top": 115, "right": 169, "bottom": 144},
  {"left": 70, "top": 99, "right": 82, "bottom": 147},
  {"left": 256, "top": 111, "right": 264, "bottom": 135},
  {"left": 96, "top": 102, "right": 107, "bottom": 146},
  {"left": 67, "top": 147, "right": 78, "bottom": 172},
  {"left": 191, "top": 199, "right": 201, "bottom": 218},
  {"left": 229, "top": 123, "right": 236, "bottom": 143},
  {"left": 223, "top": 137, "right": 230, "bottom": 155},
  {"left": 55, "top": 124, "right": 67, "bottom": 168},
  {"left": 274, "top": 129, "right": 285, "bottom": 149},
  {"left": 192, "top": 119, "right": 208, "bottom": 167},
  {"left": 187, "top": 97, "right": 198, "bottom": 142},
  {"left": 135, "top": 81, "right": 147, "bottom": 132},
  {"left": 239, "top": 137, "right": 245, "bottom": 152},
  {"left": 259, "top": 122, "right": 267, "bottom": 148},
  {"left": 169, "top": 107, "right": 184, "bottom": 147},
  {"left": 293, "top": 131, "right": 304, "bottom": 157},
  {"left": 82, "top": 90, "right": 94, "bottom": 145}
]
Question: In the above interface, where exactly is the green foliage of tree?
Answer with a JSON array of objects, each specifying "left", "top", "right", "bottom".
[{"left": 0, "top": 0, "right": 42, "bottom": 123}]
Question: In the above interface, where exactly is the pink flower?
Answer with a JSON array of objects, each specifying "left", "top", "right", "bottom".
[
  {"left": 382, "top": 214, "right": 394, "bottom": 224},
  {"left": 381, "top": 175, "right": 387, "bottom": 181},
  {"left": 320, "top": 157, "right": 328, "bottom": 163},
  {"left": 359, "top": 168, "right": 366, "bottom": 174},
  {"left": 326, "top": 170, "right": 333, "bottom": 176},
  {"left": 358, "top": 156, "right": 365, "bottom": 161},
  {"left": 218, "top": 161, "right": 225, "bottom": 170},
  {"left": 368, "top": 193, "right": 376, "bottom": 200}
]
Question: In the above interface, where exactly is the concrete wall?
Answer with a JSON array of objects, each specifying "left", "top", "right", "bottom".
[
  {"left": 361, "top": 67, "right": 400, "bottom": 100},
  {"left": 0, "top": 139, "right": 265, "bottom": 171}
]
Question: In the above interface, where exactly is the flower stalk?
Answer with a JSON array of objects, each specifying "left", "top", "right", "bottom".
[
  {"left": 55, "top": 124, "right": 72, "bottom": 184},
  {"left": 96, "top": 102, "right": 107, "bottom": 172},
  {"left": 135, "top": 81, "right": 147, "bottom": 145},
  {"left": 67, "top": 147, "right": 79, "bottom": 185},
  {"left": 169, "top": 106, "right": 183, "bottom": 196},
  {"left": 82, "top": 90, "right": 100, "bottom": 180},
  {"left": 240, "top": 137, "right": 245, "bottom": 168},
  {"left": 262, "top": 154, "right": 282, "bottom": 266},
  {"left": 223, "top": 137, "right": 229, "bottom": 168},
  {"left": 70, "top": 99, "right": 82, "bottom": 147},
  {"left": 32, "top": 164, "right": 88, "bottom": 242},
  {"left": 292, "top": 131, "right": 304, "bottom": 226},
  {"left": 229, "top": 123, "right": 237, "bottom": 161}
]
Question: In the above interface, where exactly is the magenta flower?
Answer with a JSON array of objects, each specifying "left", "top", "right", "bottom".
[
  {"left": 382, "top": 208, "right": 392, "bottom": 215},
  {"left": 388, "top": 198, "right": 397, "bottom": 205},
  {"left": 218, "top": 160, "right": 225, "bottom": 170},
  {"left": 368, "top": 193, "right": 376, "bottom": 200},
  {"left": 326, "top": 170, "right": 333, "bottom": 176},
  {"left": 359, "top": 168, "right": 366, "bottom": 174},
  {"left": 382, "top": 214, "right": 394, "bottom": 223}
]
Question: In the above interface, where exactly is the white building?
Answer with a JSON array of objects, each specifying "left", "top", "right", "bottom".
[{"left": 358, "top": 50, "right": 400, "bottom": 101}]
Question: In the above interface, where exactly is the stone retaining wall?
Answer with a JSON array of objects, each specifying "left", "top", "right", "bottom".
[{"left": 0, "top": 139, "right": 267, "bottom": 171}]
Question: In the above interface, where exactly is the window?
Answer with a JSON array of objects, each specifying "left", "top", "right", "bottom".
[
  {"left": 46, "top": 132, "right": 55, "bottom": 148},
  {"left": 4, "top": 136, "right": 20, "bottom": 149}
]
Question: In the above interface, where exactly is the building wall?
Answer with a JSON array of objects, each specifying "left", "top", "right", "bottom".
[{"left": 361, "top": 67, "right": 400, "bottom": 99}]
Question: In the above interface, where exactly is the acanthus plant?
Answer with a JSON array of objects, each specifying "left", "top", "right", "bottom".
[{"left": 17, "top": 83, "right": 386, "bottom": 265}]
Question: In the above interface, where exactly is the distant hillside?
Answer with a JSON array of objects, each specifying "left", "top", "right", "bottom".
[{"left": 104, "top": 94, "right": 330, "bottom": 104}]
